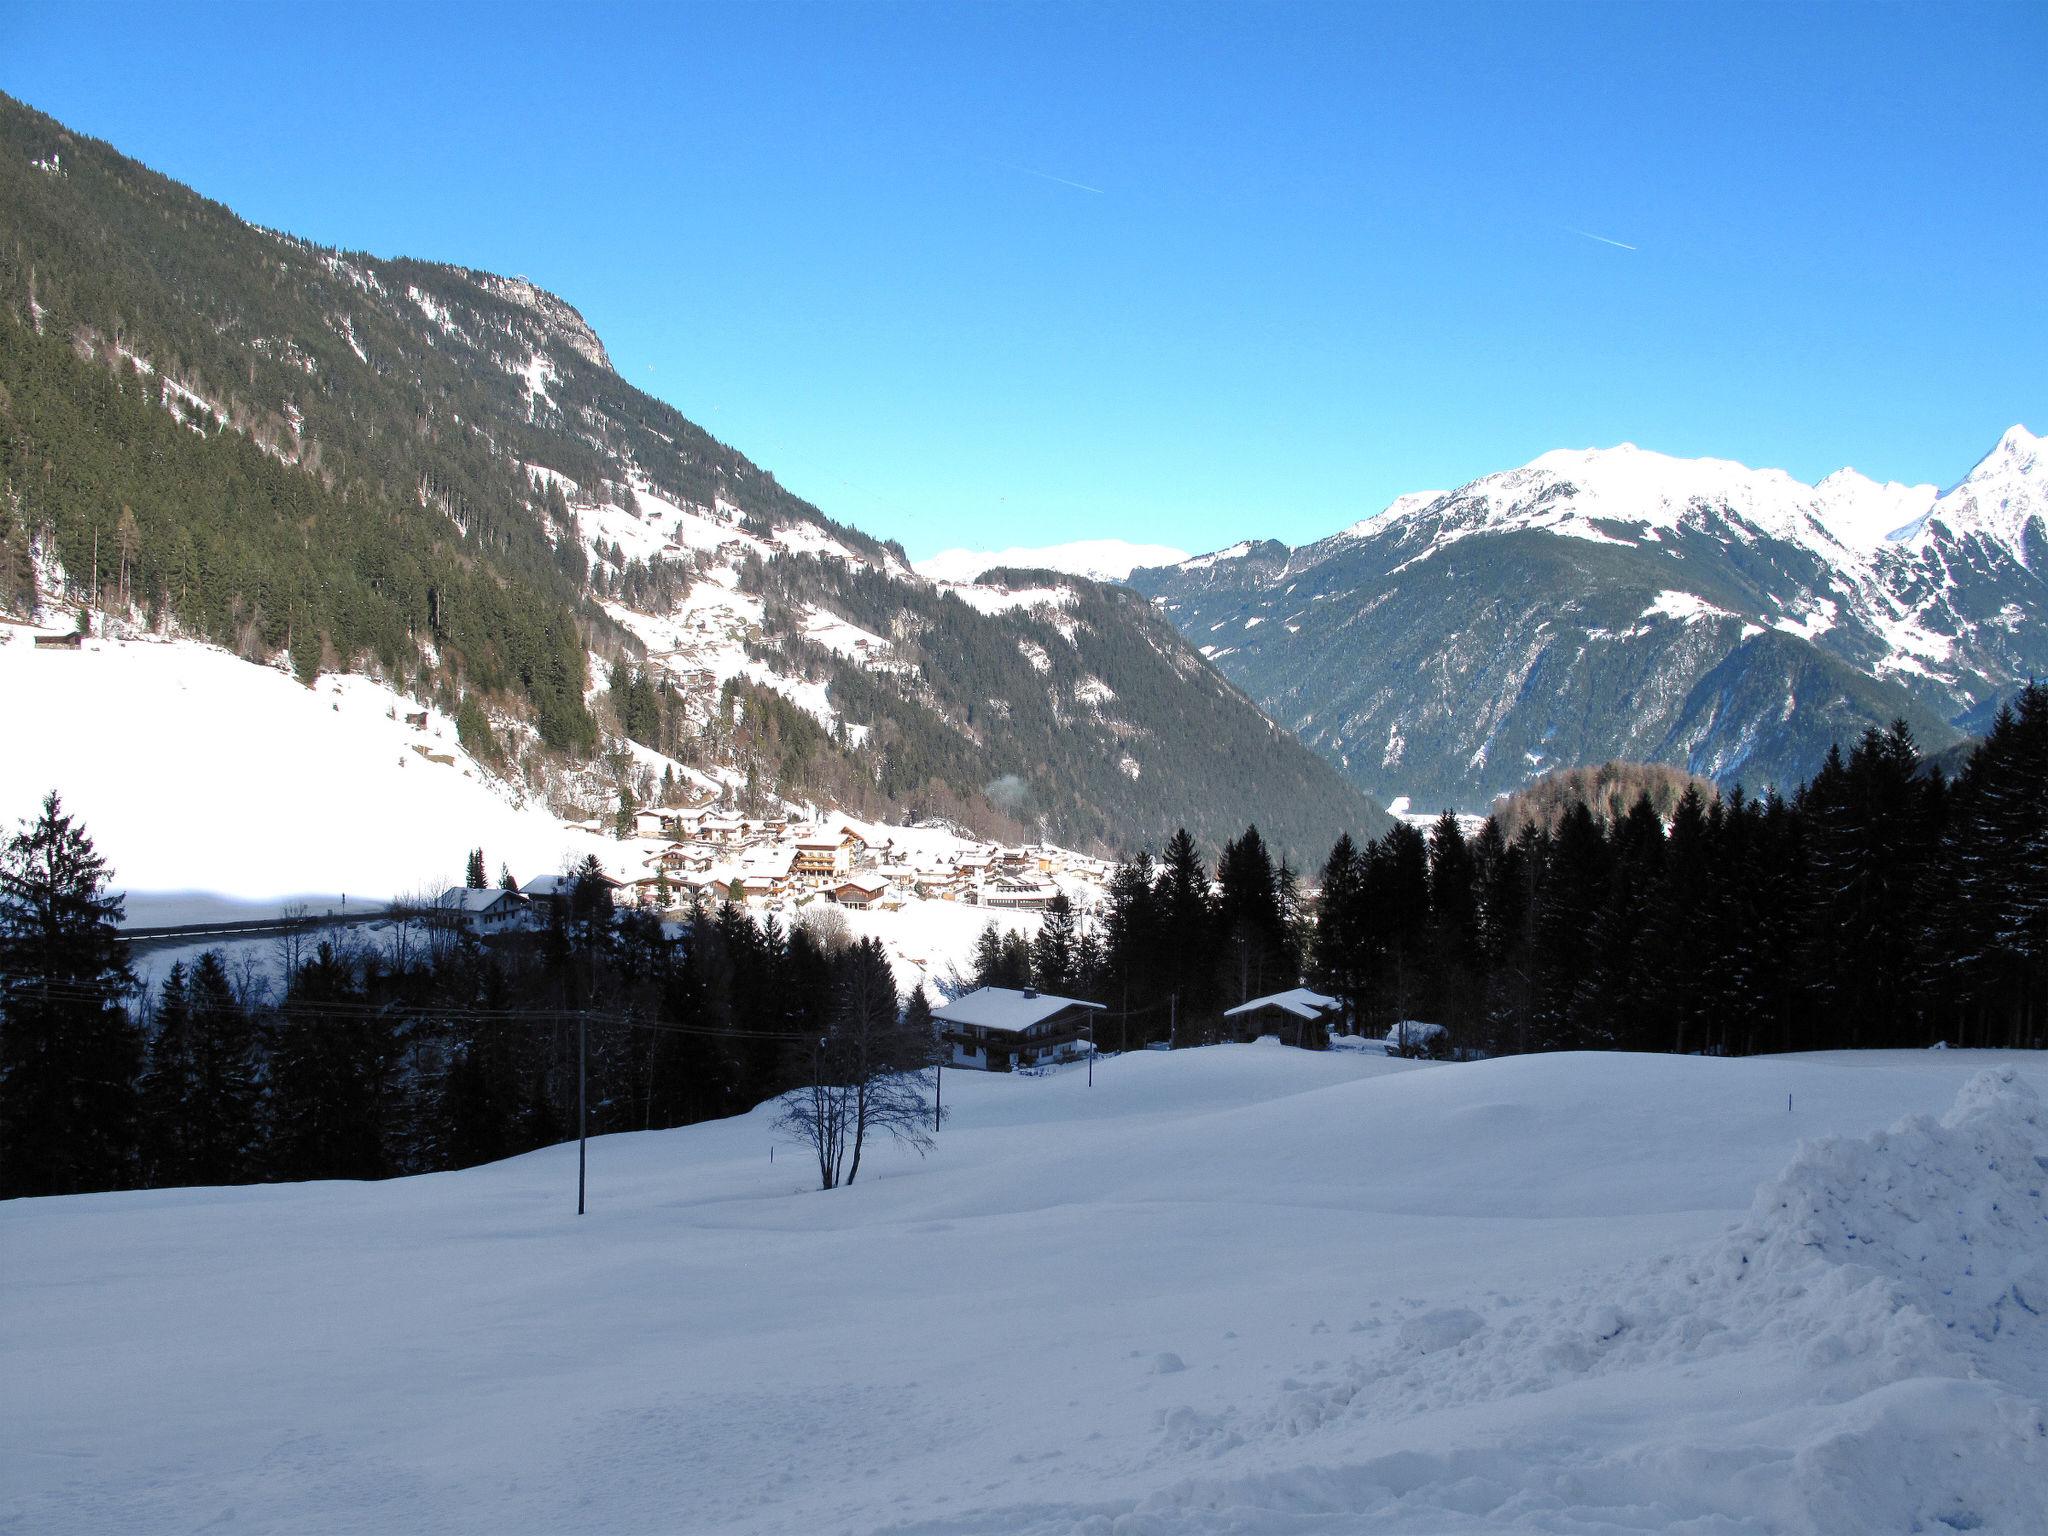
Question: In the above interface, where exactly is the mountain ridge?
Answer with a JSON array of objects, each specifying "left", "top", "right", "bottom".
[
  {"left": 1132, "top": 429, "right": 2045, "bottom": 808},
  {"left": 0, "top": 92, "right": 1386, "bottom": 863}
]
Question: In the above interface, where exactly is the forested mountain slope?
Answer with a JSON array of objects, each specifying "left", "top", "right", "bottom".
[
  {"left": 0, "top": 95, "right": 1385, "bottom": 861},
  {"left": 1133, "top": 434, "right": 2046, "bottom": 808}
]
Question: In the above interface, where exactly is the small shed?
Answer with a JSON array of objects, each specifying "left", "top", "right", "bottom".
[{"left": 1221, "top": 987, "right": 1341, "bottom": 1050}]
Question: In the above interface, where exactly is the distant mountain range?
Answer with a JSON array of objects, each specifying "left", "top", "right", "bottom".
[
  {"left": 1130, "top": 430, "right": 2045, "bottom": 808},
  {"left": 0, "top": 94, "right": 1385, "bottom": 862},
  {"left": 915, "top": 539, "right": 1191, "bottom": 585}
]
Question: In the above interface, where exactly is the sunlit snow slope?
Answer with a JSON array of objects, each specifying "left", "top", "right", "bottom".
[
  {"left": 0, "top": 629, "right": 612, "bottom": 910},
  {"left": 5, "top": 1045, "right": 2043, "bottom": 1535}
]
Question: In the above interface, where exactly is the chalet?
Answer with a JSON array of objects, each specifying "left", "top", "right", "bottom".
[
  {"left": 653, "top": 806, "right": 706, "bottom": 839},
  {"left": 793, "top": 833, "right": 857, "bottom": 882},
  {"left": 521, "top": 869, "right": 623, "bottom": 921},
  {"left": 33, "top": 631, "right": 83, "bottom": 649},
  {"left": 933, "top": 986, "right": 1106, "bottom": 1072},
  {"left": 978, "top": 877, "right": 1058, "bottom": 910},
  {"left": 698, "top": 816, "right": 754, "bottom": 846},
  {"left": 656, "top": 843, "right": 715, "bottom": 874},
  {"left": 623, "top": 871, "right": 694, "bottom": 909},
  {"left": 431, "top": 886, "right": 527, "bottom": 935},
  {"left": 630, "top": 808, "right": 671, "bottom": 838},
  {"left": 828, "top": 878, "right": 889, "bottom": 910},
  {"left": 734, "top": 846, "right": 797, "bottom": 899},
  {"left": 1222, "top": 987, "right": 1341, "bottom": 1050}
]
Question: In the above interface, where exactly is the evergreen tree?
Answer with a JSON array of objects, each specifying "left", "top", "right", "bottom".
[
  {"left": 181, "top": 950, "right": 262, "bottom": 1184},
  {"left": 1031, "top": 892, "right": 1079, "bottom": 994},
  {"left": 1310, "top": 833, "right": 1367, "bottom": 1030},
  {"left": 1641, "top": 785, "right": 1713, "bottom": 1053},
  {"left": 138, "top": 961, "right": 197, "bottom": 1187},
  {"left": 267, "top": 943, "right": 392, "bottom": 1181},
  {"left": 1572, "top": 794, "right": 1662, "bottom": 1051},
  {"left": 0, "top": 792, "right": 144, "bottom": 1197},
  {"left": 466, "top": 848, "right": 487, "bottom": 889},
  {"left": 1215, "top": 826, "right": 1291, "bottom": 1006},
  {"left": 904, "top": 984, "right": 934, "bottom": 1042},
  {"left": 1364, "top": 824, "right": 1430, "bottom": 1036},
  {"left": 972, "top": 922, "right": 1007, "bottom": 988},
  {"left": 1423, "top": 812, "right": 1481, "bottom": 1039},
  {"left": 1941, "top": 685, "right": 2048, "bottom": 1046},
  {"left": 1098, "top": 853, "right": 1159, "bottom": 1048},
  {"left": 1529, "top": 803, "right": 1609, "bottom": 1050},
  {"left": 1154, "top": 829, "right": 1216, "bottom": 1036}
]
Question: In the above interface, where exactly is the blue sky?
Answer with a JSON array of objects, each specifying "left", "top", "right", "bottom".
[{"left": 3, "top": 2, "right": 2041, "bottom": 558}]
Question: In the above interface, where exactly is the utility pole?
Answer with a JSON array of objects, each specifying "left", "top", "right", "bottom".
[
  {"left": 933, "top": 1053, "right": 942, "bottom": 1133},
  {"left": 1170, "top": 991, "right": 1177, "bottom": 1049},
  {"left": 577, "top": 1010, "right": 588, "bottom": 1216}
]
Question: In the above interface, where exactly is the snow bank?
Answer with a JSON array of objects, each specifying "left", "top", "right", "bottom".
[{"left": 1122, "top": 1066, "right": 2048, "bottom": 1535}]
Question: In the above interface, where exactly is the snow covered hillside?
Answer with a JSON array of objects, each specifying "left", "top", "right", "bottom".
[
  {"left": 0, "top": 625, "right": 1068, "bottom": 994},
  {"left": 0, "top": 626, "right": 613, "bottom": 904},
  {"left": 6, "top": 1045, "right": 2042, "bottom": 1535}
]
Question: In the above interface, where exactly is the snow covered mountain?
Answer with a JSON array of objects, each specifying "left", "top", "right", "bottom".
[
  {"left": 915, "top": 538, "right": 1192, "bottom": 585},
  {"left": 1132, "top": 429, "right": 2047, "bottom": 807},
  {"left": 0, "top": 94, "right": 1384, "bottom": 865}
]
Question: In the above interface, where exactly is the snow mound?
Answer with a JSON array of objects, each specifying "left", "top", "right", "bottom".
[{"left": 1124, "top": 1067, "right": 2048, "bottom": 1535}]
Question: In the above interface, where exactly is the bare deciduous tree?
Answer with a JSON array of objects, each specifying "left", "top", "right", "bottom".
[{"left": 778, "top": 937, "right": 940, "bottom": 1189}]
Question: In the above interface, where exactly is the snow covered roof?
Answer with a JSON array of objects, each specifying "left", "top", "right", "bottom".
[
  {"left": 932, "top": 986, "right": 1106, "bottom": 1033},
  {"left": 1223, "top": 987, "right": 1341, "bottom": 1021},
  {"left": 435, "top": 886, "right": 519, "bottom": 912},
  {"left": 522, "top": 871, "right": 620, "bottom": 897}
]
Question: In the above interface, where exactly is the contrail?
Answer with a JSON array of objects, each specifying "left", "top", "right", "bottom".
[
  {"left": 983, "top": 156, "right": 1105, "bottom": 195},
  {"left": 1568, "top": 227, "right": 1638, "bottom": 251}
]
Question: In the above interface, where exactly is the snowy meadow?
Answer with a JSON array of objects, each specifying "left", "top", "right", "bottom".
[{"left": 6, "top": 1044, "right": 2043, "bottom": 1535}]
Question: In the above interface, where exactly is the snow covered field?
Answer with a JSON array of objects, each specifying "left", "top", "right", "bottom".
[{"left": 6, "top": 1046, "right": 2043, "bottom": 1535}]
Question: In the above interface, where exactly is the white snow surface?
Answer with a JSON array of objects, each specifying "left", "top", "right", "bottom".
[
  {"left": 1338, "top": 425, "right": 2041, "bottom": 575},
  {"left": 0, "top": 631, "right": 611, "bottom": 905},
  {"left": 917, "top": 539, "right": 1192, "bottom": 585},
  {"left": 5, "top": 1046, "right": 2043, "bottom": 1536},
  {"left": 1177, "top": 540, "right": 1256, "bottom": 572}
]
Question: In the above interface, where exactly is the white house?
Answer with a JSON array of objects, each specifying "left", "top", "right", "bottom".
[
  {"left": 933, "top": 986, "right": 1106, "bottom": 1071},
  {"left": 431, "top": 886, "right": 527, "bottom": 935}
]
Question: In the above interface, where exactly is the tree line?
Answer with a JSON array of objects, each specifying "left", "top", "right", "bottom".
[
  {"left": 0, "top": 806, "right": 935, "bottom": 1199},
  {"left": 3, "top": 688, "right": 2042, "bottom": 1200},
  {"left": 983, "top": 693, "right": 2047, "bottom": 1058}
]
